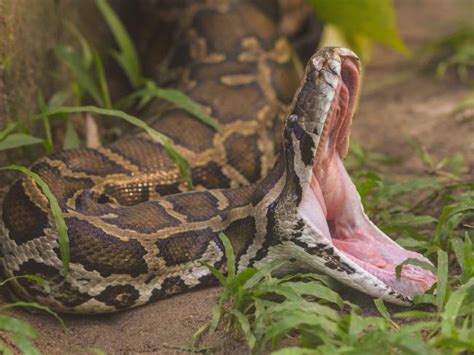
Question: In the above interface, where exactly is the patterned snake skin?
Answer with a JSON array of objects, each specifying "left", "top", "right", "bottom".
[{"left": 1, "top": 0, "right": 432, "bottom": 313}]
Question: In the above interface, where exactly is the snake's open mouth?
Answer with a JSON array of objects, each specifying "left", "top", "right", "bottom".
[{"left": 307, "top": 57, "right": 437, "bottom": 298}]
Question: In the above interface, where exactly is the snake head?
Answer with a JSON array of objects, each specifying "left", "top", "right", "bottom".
[{"left": 270, "top": 47, "right": 437, "bottom": 305}]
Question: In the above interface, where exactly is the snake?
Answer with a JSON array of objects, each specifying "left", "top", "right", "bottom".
[{"left": 0, "top": 0, "right": 436, "bottom": 314}]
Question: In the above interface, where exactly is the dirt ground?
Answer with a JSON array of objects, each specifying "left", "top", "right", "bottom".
[{"left": 1, "top": 1, "right": 473, "bottom": 354}]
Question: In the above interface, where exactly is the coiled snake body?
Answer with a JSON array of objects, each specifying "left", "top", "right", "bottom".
[{"left": 1, "top": 0, "right": 436, "bottom": 313}]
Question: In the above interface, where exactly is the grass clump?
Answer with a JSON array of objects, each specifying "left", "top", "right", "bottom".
[
  {"left": 0, "top": 276, "right": 63, "bottom": 355},
  {"left": 424, "top": 26, "right": 474, "bottom": 85},
  {"left": 195, "top": 143, "right": 473, "bottom": 354}
]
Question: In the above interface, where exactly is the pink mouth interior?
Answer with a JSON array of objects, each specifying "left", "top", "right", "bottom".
[{"left": 310, "top": 58, "right": 437, "bottom": 297}]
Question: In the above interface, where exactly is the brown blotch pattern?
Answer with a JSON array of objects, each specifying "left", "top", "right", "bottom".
[
  {"left": 31, "top": 162, "right": 94, "bottom": 205},
  {"left": 268, "top": 60, "right": 301, "bottom": 105},
  {"left": 224, "top": 216, "right": 256, "bottom": 257},
  {"left": 2, "top": 181, "right": 49, "bottom": 245},
  {"left": 51, "top": 149, "right": 132, "bottom": 177},
  {"left": 193, "top": 3, "right": 278, "bottom": 55},
  {"left": 103, "top": 202, "right": 181, "bottom": 233},
  {"left": 189, "top": 81, "right": 265, "bottom": 123},
  {"left": 156, "top": 229, "right": 217, "bottom": 267},
  {"left": 155, "top": 109, "right": 216, "bottom": 153},
  {"left": 191, "top": 61, "right": 256, "bottom": 83},
  {"left": 224, "top": 132, "right": 261, "bottom": 182},
  {"left": 17, "top": 260, "right": 90, "bottom": 309},
  {"left": 108, "top": 139, "right": 175, "bottom": 172},
  {"left": 67, "top": 217, "right": 149, "bottom": 277},
  {"left": 192, "top": 161, "right": 232, "bottom": 188},
  {"left": 149, "top": 276, "right": 188, "bottom": 302},
  {"left": 95, "top": 284, "right": 140, "bottom": 310},
  {"left": 220, "top": 185, "right": 255, "bottom": 210},
  {"left": 166, "top": 191, "right": 220, "bottom": 223}
]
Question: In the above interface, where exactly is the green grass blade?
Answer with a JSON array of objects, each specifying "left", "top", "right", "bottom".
[
  {"left": 435, "top": 200, "right": 474, "bottom": 246},
  {"left": 48, "top": 89, "right": 73, "bottom": 108},
  {"left": 209, "top": 303, "right": 222, "bottom": 334},
  {"left": 436, "top": 250, "right": 449, "bottom": 311},
  {"left": 218, "top": 233, "right": 236, "bottom": 278},
  {"left": 54, "top": 45, "right": 103, "bottom": 106},
  {"left": 201, "top": 261, "right": 226, "bottom": 286},
  {"left": 162, "top": 144, "right": 193, "bottom": 190},
  {"left": 286, "top": 281, "right": 344, "bottom": 309},
  {"left": 393, "top": 310, "right": 436, "bottom": 319},
  {"left": 0, "top": 316, "right": 40, "bottom": 355},
  {"left": 0, "top": 315, "right": 37, "bottom": 339},
  {"left": 282, "top": 299, "right": 340, "bottom": 321},
  {"left": 41, "top": 106, "right": 193, "bottom": 189},
  {"left": 229, "top": 309, "right": 256, "bottom": 350},
  {"left": 14, "top": 334, "right": 40, "bottom": 355},
  {"left": 265, "top": 311, "right": 338, "bottom": 344},
  {"left": 95, "top": 0, "right": 142, "bottom": 87},
  {"left": 93, "top": 49, "right": 112, "bottom": 109},
  {"left": 63, "top": 119, "right": 81, "bottom": 150},
  {"left": 259, "top": 284, "right": 302, "bottom": 303},
  {"left": 39, "top": 94, "right": 54, "bottom": 153},
  {"left": 0, "top": 340, "right": 14, "bottom": 355},
  {"left": 414, "top": 293, "right": 436, "bottom": 305},
  {"left": 0, "top": 134, "right": 43, "bottom": 151},
  {"left": 463, "top": 232, "right": 473, "bottom": 281},
  {"left": 243, "top": 260, "right": 287, "bottom": 290},
  {"left": 272, "top": 347, "right": 318, "bottom": 355},
  {"left": 450, "top": 237, "right": 466, "bottom": 275},
  {"left": 278, "top": 272, "right": 332, "bottom": 287},
  {"left": 110, "top": 51, "right": 141, "bottom": 88},
  {"left": 383, "top": 214, "right": 437, "bottom": 232},
  {"left": 65, "top": 22, "right": 93, "bottom": 68},
  {"left": 395, "top": 258, "right": 437, "bottom": 279},
  {"left": 191, "top": 322, "right": 210, "bottom": 349},
  {"left": 0, "top": 275, "right": 47, "bottom": 289},
  {"left": 0, "top": 122, "right": 20, "bottom": 141},
  {"left": 383, "top": 177, "right": 440, "bottom": 197},
  {"left": 0, "top": 302, "right": 65, "bottom": 329},
  {"left": 392, "top": 331, "right": 435, "bottom": 354},
  {"left": 441, "top": 278, "right": 474, "bottom": 335},
  {"left": 397, "top": 321, "right": 439, "bottom": 334},
  {"left": 374, "top": 298, "right": 392, "bottom": 323},
  {"left": 132, "top": 87, "right": 220, "bottom": 131},
  {"left": 0, "top": 165, "right": 70, "bottom": 275}
]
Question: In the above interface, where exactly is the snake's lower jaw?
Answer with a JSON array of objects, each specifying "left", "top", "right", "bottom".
[
  {"left": 311, "top": 155, "right": 436, "bottom": 299},
  {"left": 297, "top": 51, "right": 437, "bottom": 303}
]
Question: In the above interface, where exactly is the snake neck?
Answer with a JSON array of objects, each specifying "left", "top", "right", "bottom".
[{"left": 227, "top": 148, "right": 304, "bottom": 270}]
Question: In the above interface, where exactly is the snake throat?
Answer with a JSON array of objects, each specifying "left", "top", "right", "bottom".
[{"left": 304, "top": 55, "right": 437, "bottom": 299}]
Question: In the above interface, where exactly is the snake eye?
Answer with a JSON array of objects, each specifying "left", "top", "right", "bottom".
[
  {"left": 286, "top": 114, "right": 306, "bottom": 141},
  {"left": 287, "top": 114, "right": 299, "bottom": 127}
]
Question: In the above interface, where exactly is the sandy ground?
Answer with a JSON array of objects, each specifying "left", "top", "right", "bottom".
[{"left": 1, "top": 1, "right": 473, "bottom": 354}]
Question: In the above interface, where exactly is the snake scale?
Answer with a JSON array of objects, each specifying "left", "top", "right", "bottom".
[{"left": 1, "top": 0, "right": 436, "bottom": 313}]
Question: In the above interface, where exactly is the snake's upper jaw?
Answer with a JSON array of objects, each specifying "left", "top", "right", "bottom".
[{"left": 290, "top": 48, "right": 437, "bottom": 305}]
